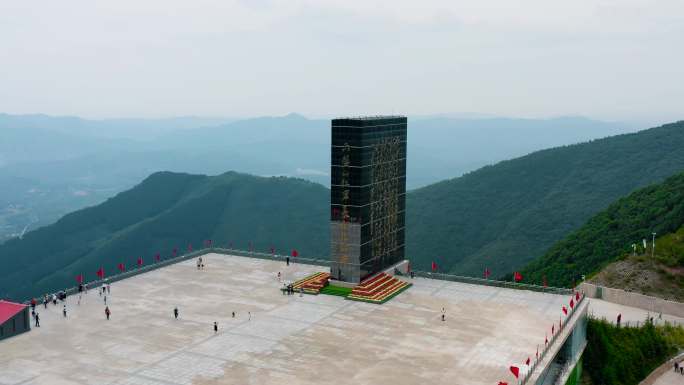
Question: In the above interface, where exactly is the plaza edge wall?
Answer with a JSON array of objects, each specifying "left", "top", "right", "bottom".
[{"left": 580, "top": 282, "right": 684, "bottom": 318}]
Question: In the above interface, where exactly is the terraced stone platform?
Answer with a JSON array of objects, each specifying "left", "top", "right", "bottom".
[{"left": 347, "top": 272, "right": 412, "bottom": 304}]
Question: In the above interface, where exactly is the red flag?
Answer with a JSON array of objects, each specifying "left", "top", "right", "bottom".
[
  {"left": 431, "top": 261, "right": 437, "bottom": 272},
  {"left": 514, "top": 272, "right": 523, "bottom": 282},
  {"left": 525, "top": 357, "right": 530, "bottom": 366},
  {"left": 575, "top": 291, "right": 580, "bottom": 301},
  {"left": 562, "top": 306, "right": 568, "bottom": 315},
  {"left": 570, "top": 299, "right": 575, "bottom": 309},
  {"left": 498, "top": 382, "right": 508, "bottom": 385},
  {"left": 155, "top": 253, "right": 160, "bottom": 262},
  {"left": 292, "top": 249, "right": 298, "bottom": 258},
  {"left": 76, "top": 274, "right": 83, "bottom": 284},
  {"left": 118, "top": 263, "right": 125, "bottom": 272},
  {"left": 137, "top": 257, "right": 143, "bottom": 267},
  {"left": 96, "top": 267, "right": 104, "bottom": 279},
  {"left": 509, "top": 366, "right": 520, "bottom": 379},
  {"left": 484, "top": 268, "right": 491, "bottom": 279}
]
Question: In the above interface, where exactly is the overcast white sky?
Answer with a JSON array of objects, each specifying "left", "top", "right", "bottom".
[{"left": 1, "top": 0, "right": 682, "bottom": 123}]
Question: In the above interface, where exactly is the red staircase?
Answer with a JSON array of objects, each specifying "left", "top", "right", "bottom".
[
  {"left": 347, "top": 273, "right": 411, "bottom": 304},
  {"left": 292, "top": 272, "right": 330, "bottom": 294}
]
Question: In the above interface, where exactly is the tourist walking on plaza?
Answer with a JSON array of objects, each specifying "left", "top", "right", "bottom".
[
  {"left": 675, "top": 361, "right": 679, "bottom": 372},
  {"left": 286, "top": 257, "right": 290, "bottom": 266},
  {"left": 63, "top": 305, "right": 67, "bottom": 318},
  {"left": 52, "top": 293, "right": 57, "bottom": 306},
  {"left": 43, "top": 294, "right": 48, "bottom": 309},
  {"left": 214, "top": 321, "right": 218, "bottom": 334},
  {"left": 232, "top": 311, "right": 235, "bottom": 318},
  {"left": 34, "top": 313, "right": 40, "bottom": 327},
  {"left": 105, "top": 306, "right": 111, "bottom": 320},
  {"left": 174, "top": 307, "right": 179, "bottom": 319},
  {"left": 248, "top": 312, "right": 251, "bottom": 321},
  {"left": 107, "top": 283, "right": 111, "bottom": 294}
]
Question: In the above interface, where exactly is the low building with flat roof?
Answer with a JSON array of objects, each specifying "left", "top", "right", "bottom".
[{"left": 0, "top": 300, "right": 30, "bottom": 341}]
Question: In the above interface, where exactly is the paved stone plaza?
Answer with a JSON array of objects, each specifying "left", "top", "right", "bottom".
[{"left": 0, "top": 254, "right": 572, "bottom": 385}]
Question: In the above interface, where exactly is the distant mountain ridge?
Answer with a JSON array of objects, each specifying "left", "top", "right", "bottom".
[
  {"left": 0, "top": 172, "right": 329, "bottom": 301},
  {"left": 2, "top": 119, "right": 682, "bottom": 300},
  {"left": 0, "top": 113, "right": 634, "bottom": 241},
  {"left": 406, "top": 120, "right": 684, "bottom": 277}
]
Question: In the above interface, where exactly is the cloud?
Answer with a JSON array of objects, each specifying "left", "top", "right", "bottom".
[{"left": 0, "top": 0, "right": 681, "bottom": 123}]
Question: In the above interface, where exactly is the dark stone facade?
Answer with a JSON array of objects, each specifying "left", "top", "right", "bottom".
[{"left": 330, "top": 116, "right": 407, "bottom": 283}]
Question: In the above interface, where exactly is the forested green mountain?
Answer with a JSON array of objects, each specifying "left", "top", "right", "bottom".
[
  {"left": 0, "top": 172, "right": 329, "bottom": 301},
  {"left": 0, "top": 113, "right": 633, "bottom": 241},
  {"left": 521, "top": 172, "right": 684, "bottom": 287},
  {"left": 1, "top": 121, "right": 683, "bottom": 300},
  {"left": 407, "top": 121, "right": 684, "bottom": 277}
]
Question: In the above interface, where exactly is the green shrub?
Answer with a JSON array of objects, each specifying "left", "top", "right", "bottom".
[{"left": 584, "top": 318, "right": 680, "bottom": 385}]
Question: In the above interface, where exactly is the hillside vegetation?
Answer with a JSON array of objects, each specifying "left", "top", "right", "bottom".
[
  {"left": 0, "top": 113, "right": 632, "bottom": 241},
  {"left": 408, "top": 121, "right": 684, "bottom": 277},
  {"left": 1, "top": 121, "right": 684, "bottom": 300},
  {"left": 583, "top": 318, "right": 684, "bottom": 385},
  {"left": 521, "top": 172, "right": 684, "bottom": 288},
  {"left": 0, "top": 172, "right": 329, "bottom": 301},
  {"left": 587, "top": 226, "right": 684, "bottom": 301}
]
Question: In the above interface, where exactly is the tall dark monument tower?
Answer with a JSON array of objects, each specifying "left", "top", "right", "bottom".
[{"left": 330, "top": 116, "right": 407, "bottom": 283}]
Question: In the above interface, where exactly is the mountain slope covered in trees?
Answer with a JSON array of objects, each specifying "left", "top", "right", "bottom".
[
  {"left": 0, "top": 172, "right": 328, "bottom": 301},
  {"left": 521, "top": 172, "right": 684, "bottom": 287},
  {"left": 1, "top": 121, "right": 683, "bottom": 300},
  {"left": 407, "top": 121, "right": 684, "bottom": 277}
]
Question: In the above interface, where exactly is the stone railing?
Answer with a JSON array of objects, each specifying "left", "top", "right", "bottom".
[
  {"left": 414, "top": 271, "right": 573, "bottom": 295},
  {"left": 580, "top": 282, "right": 684, "bottom": 318},
  {"left": 521, "top": 296, "right": 588, "bottom": 385}
]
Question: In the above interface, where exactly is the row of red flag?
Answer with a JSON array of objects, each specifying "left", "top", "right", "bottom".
[
  {"left": 74, "top": 242, "right": 299, "bottom": 283},
  {"left": 429, "top": 262, "right": 528, "bottom": 284},
  {"left": 503, "top": 291, "right": 582, "bottom": 383}
]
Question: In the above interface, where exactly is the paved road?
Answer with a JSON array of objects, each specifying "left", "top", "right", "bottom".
[{"left": 588, "top": 298, "right": 684, "bottom": 326}]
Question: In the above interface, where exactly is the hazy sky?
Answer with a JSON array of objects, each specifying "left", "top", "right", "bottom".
[{"left": 1, "top": 0, "right": 682, "bottom": 123}]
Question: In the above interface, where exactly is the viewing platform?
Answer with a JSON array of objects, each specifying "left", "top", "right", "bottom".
[{"left": 0, "top": 252, "right": 585, "bottom": 385}]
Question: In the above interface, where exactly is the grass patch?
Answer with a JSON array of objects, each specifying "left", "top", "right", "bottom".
[{"left": 320, "top": 285, "right": 353, "bottom": 297}]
